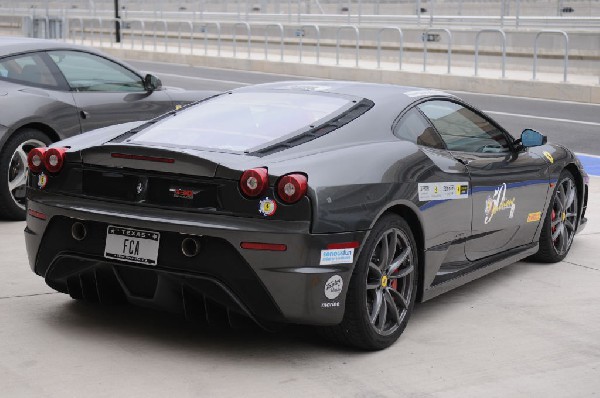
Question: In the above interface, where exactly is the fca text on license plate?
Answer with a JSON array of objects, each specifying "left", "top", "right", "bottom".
[{"left": 104, "top": 226, "right": 160, "bottom": 265}]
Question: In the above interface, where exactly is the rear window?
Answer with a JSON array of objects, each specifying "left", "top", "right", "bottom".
[{"left": 130, "top": 92, "right": 352, "bottom": 152}]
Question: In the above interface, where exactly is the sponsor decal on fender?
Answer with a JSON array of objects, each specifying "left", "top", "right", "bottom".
[
  {"left": 527, "top": 211, "right": 542, "bottom": 223},
  {"left": 543, "top": 151, "right": 554, "bottom": 164},
  {"left": 324, "top": 275, "right": 343, "bottom": 300},
  {"left": 258, "top": 197, "right": 277, "bottom": 216},
  {"left": 418, "top": 182, "right": 469, "bottom": 201},
  {"left": 320, "top": 248, "right": 354, "bottom": 265},
  {"left": 484, "top": 183, "right": 516, "bottom": 224}
]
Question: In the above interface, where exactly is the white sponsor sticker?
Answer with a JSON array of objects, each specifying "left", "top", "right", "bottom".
[
  {"left": 418, "top": 182, "right": 469, "bottom": 201},
  {"left": 321, "top": 302, "right": 340, "bottom": 308},
  {"left": 324, "top": 275, "right": 343, "bottom": 300},
  {"left": 404, "top": 90, "right": 449, "bottom": 98},
  {"left": 320, "top": 248, "right": 354, "bottom": 265}
]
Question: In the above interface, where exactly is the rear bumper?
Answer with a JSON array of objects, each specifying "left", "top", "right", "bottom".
[{"left": 25, "top": 193, "right": 367, "bottom": 326}]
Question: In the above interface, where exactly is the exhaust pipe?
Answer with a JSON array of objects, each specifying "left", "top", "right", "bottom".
[
  {"left": 181, "top": 237, "right": 200, "bottom": 258},
  {"left": 71, "top": 222, "right": 87, "bottom": 241}
]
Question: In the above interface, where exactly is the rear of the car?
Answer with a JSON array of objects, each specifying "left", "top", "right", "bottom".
[{"left": 25, "top": 89, "right": 371, "bottom": 328}]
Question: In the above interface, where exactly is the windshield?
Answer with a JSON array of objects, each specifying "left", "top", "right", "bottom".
[{"left": 130, "top": 92, "right": 352, "bottom": 152}]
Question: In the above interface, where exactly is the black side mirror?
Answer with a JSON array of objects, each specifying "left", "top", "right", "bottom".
[
  {"left": 520, "top": 128, "right": 547, "bottom": 148},
  {"left": 144, "top": 74, "right": 162, "bottom": 92}
]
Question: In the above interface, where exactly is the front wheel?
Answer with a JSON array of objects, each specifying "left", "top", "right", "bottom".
[
  {"left": 530, "top": 170, "right": 578, "bottom": 263},
  {"left": 322, "top": 214, "right": 418, "bottom": 350}
]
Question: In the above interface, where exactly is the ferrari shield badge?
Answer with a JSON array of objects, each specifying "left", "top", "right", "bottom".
[
  {"left": 543, "top": 151, "right": 554, "bottom": 164},
  {"left": 259, "top": 197, "right": 277, "bottom": 216},
  {"left": 37, "top": 173, "right": 48, "bottom": 189}
]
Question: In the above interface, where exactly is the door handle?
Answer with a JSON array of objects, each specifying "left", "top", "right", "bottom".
[{"left": 80, "top": 110, "right": 89, "bottom": 119}]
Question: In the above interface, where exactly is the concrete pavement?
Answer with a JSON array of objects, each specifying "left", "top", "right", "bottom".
[{"left": 0, "top": 178, "right": 598, "bottom": 397}]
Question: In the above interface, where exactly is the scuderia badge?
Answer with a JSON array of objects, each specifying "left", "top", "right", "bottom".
[
  {"left": 258, "top": 197, "right": 277, "bottom": 216},
  {"left": 37, "top": 173, "right": 48, "bottom": 189}
]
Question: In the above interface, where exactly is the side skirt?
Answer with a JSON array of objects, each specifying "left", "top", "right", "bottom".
[{"left": 420, "top": 243, "right": 538, "bottom": 302}]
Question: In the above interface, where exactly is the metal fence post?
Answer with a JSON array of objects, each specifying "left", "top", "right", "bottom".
[
  {"left": 335, "top": 25, "right": 360, "bottom": 67},
  {"left": 474, "top": 29, "right": 506, "bottom": 78},
  {"left": 423, "top": 28, "right": 452, "bottom": 74},
  {"left": 232, "top": 21, "right": 251, "bottom": 58},
  {"left": 298, "top": 24, "right": 320, "bottom": 64},
  {"left": 264, "top": 23, "right": 284, "bottom": 61},
  {"left": 533, "top": 30, "right": 569, "bottom": 82},
  {"left": 376, "top": 27, "right": 404, "bottom": 70}
]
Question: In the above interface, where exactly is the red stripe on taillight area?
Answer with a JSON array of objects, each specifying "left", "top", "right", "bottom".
[
  {"left": 27, "top": 209, "right": 47, "bottom": 220},
  {"left": 111, "top": 153, "right": 175, "bottom": 163},
  {"left": 240, "top": 242, "right": 287, "bottom": 251},
  {"left": 327, "top": 241, "right": 360, "bottom": 250}
]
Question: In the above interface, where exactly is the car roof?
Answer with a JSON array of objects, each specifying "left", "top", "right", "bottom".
[
  {"left": 235, "top": 80, "right": 456, "bottom": 107},
  {"left": 0, "top": 37, "right": 103, "bottom": 57}
]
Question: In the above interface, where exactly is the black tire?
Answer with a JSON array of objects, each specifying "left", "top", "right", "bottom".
[
  {"left": 0, "top": 128, "right": 51, "bottom": 220},
  {"left": 530, "top": 170, "right": 578, "bottom": 263},
  {"left": 321, "top": 214, "right": 419, "bottom": 350}
]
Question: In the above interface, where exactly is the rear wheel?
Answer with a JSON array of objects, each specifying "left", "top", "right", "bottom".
[
  {"left": 531, "top": 170, "right": 578, "bottom": 263},
  {"left": 0, "top": 129, "right": 51, "bottom": 220},
  {"left": 322, "top": 214, "right": 418, "bottom": 350}
]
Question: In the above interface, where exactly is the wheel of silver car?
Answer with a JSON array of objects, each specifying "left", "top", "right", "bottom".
[
  {"left": 322, "top": 214, "right": 418, "bottom": 350},
  {"left": 530, "top": 170, "right": 578, "bottom": 263},
  {"left": 0, "top": 129, "right": 50, "bottom": 220}
]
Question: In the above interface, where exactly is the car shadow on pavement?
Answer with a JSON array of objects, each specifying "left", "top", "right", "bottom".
[{"left": 41, "top": 261, "right": 536, "bottom": 355}]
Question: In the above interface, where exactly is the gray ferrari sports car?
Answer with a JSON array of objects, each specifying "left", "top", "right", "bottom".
[
  {"left": 0, "top": 37, "right": 213, "bottom": 220},
  {"left": 25, "top": 81, "right": 588, "bottom": 350}
]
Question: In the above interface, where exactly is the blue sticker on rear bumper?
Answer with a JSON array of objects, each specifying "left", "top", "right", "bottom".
[{"left": 320, "top": 249, "right": 354, "bottom": 265}]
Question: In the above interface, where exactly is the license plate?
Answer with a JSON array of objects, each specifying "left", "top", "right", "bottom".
[{"left": 104, "top": 225, "right": 160, "bottom": 265}]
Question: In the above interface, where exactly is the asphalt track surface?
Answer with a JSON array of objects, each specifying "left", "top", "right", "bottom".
[{"left": 1, "top": 61, "right": 600, "bottom": 397}]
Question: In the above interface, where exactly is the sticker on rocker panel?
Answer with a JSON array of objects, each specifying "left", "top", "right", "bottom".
[
  {"left": 527, "top": 211, "right": 542, "bottom": 223},
  {"left": 37, "top": 173, "right": 47, "bottom": 189},
  {"left": 484, "top": 183, "right": 516, "bottom": 224},
  {"left": 543, "top": 151, "right": 554, "bottom": 164},
  {"left": 418, "top": 182, "right": 469, "bottom": 201},
  {"left": 258, "top": 197, "right": 277, "bottom": 216},
  {"left": 324, "top": 275, "right": 343, "bottom": 300},
  {"left": 321, "top": 302, "right": 340, "bottom": 308},
  {"left": 320, "top": 248, "right": 354, "bottom": 265}
]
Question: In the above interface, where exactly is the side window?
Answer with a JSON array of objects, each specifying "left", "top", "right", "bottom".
[
  {"left": 394, "top": 108, "right": 445, "bottom": 149},
  {"left": 47, "top": 50, "right": 144, "bottom": 92},
  {"left": 418, "top": 100, "right": 510, "bottom": 153},
  {"left": 0, "top": 53, "right": 60, "bottom": 88}
]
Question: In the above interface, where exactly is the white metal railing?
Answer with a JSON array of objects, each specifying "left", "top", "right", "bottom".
[
  {"left": 474, "top": 29, "right": 507, "bottom": 78},
  {"left": 15, "top": 15, "right": 596, "bottom": 83}
]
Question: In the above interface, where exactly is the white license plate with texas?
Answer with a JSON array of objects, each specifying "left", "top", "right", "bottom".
[{"left": 104, "top": 226, "right": 160, "bottom": 265}]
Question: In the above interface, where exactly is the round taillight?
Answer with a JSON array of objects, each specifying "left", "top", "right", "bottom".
[
  {"left": 44, "top": 147, "right": 66, "bottom": 174},
  {"left": 27, "top": 147, "right": 47, "bottom": 173},
  {"left": 240, "top": 168, "right": 268, "bottom": 198},
  {"left": 277, "top": 174, "right": 307, "bottom": 204}
]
